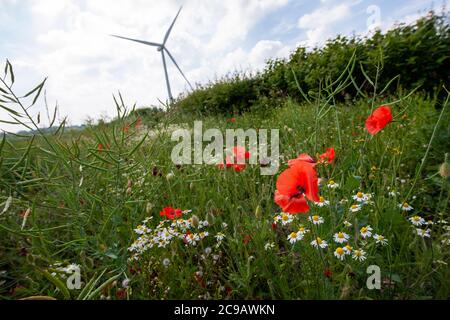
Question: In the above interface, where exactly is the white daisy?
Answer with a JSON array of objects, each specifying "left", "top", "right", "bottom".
[
  {"left": 352, "top": 249, "right": 367, "bottom": 262},
  {"left": 334, "top": 247, "right": 346, "bottom": 260},
  {"left": 310, "top": 237, "right": 328, "bottom": 249},
  {"left": 327, "top": 180, "right": 339, "bottom": 189},
  {"left": 315, "top": 196, "right": 330, "bottom": 207},
  {"left": 399, "top": 202, "right": 413, "bottom": 211},
  {"left": 349, "top": 204, "right": 362, "bottom": 212},
  {"left": 352, "top": 192, "right": 368, "bottom": 203},
  {"left": 409, "top": 215, "right": 425, "bottom": 226},
  {"left": 360, "top": 225, "right": 373, "bottom": 238},
  {"left": 416, "top": 228, "right": 431, "bottom": 238},
  {"left": 297, "top": 226, "right": 310, "bottom": 235},
  {"left": 343, "top": 244, "right": 353, "bottom": 255},
  {"left": 215, "top": 232, "right": 226, "bottom": 242},
  {"left": 343, "top": 220, "right": 352, "bottom": 227},
  {"left": 373, "top": 234, "right": 388, "bottom": 246},
  {"left": 276, "top": 213, "right": 294, "bottom": 225},
  {"left": 287, "top": 231, "right": 303, "bottom": 244},
  {"left": 333, "top": 232, "right": 350, "bottom": 244},
  {"left": 308, "top": 215, "right": 324, "bottom": 225}
]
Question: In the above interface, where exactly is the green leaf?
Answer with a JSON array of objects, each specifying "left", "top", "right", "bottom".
[{"left": 41, "top": 270, "right": 71, "bottom": 299}]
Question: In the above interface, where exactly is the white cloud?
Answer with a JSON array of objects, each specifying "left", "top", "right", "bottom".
[{"left": 297, "top": 2, "right": 352, "bottom": 47}]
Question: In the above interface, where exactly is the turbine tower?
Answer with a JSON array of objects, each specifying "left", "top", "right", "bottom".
[{"left": 111, "top": 6, "right": 193, "bottom": 103}]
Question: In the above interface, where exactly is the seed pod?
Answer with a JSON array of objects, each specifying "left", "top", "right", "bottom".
[
  {"left": 191, "top": 215, "right": 200, "bottom": 228},
  {"left": 206, "top": 212, "right": 215, "bottom": 225},
  {"left": 439, "top": 162, "right": 450, "bottom": 178},
  {"left": 254, "top": 205, "right": 262, "bottom": 219}
]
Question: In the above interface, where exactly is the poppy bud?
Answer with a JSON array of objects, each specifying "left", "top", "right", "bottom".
[
  {"left": 146, "top": 202, "right": 154, "bottom": 214},
  {"left": 166, "top": 172, "right": 174, "bottom": 180},
  {"left": 439, "top": 161, "right": 450, "bottom": 178},
  {"left": 254, "top": 205, "right": 262, "bottom": 219},
  {"left": 206, "top": 212, "right": 215, "bottom": 225},
  {"left": 191, "top": 215, "right": 200, "bottom": 228}
]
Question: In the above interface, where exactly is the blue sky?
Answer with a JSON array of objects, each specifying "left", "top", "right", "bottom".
[{"left": 0, "top": 0, "right": 445, "bottom": 131}]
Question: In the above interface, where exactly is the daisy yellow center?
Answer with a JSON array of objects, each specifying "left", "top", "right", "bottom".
[
  {"left": 337, "top": 232, "right": 345, "bottom": 239},
  {"left": 355, "top": 250, "right": 362, "bottom": 256},
  {"left": 403, "top": 202, "right": 409, "bottom": 208},
  {"left": 351, "top": 204, "right": 359, "bottom": 209},
  {"left": 361, "top": 227, "right": 368, "bottom": 233},
  {"left": 282, "top": 215, "right": 289, "bottom": 221},
  {"left": 378, "top": 235, "right": 384, "bottom": 240},
  {"left": 412, "top": 216, "right": 420, "bottom": 221},
  {"left": 329, "top": 180, "right": 335, "bottom": 185},
  {"left": 345, "top": 245, "right": 352, "bottom": 251},
  {"left": 313, "top": 215, "right": 319, "bottom": 221},
  {"left": 319, "top": 196, "right": 325, "bottom": 202},
  {"left": 356, "top": 192, "right": 363, "bottom": 198},
  {"left": 336, "top": 247, "right": 344, "bottom": 255},
  {"left": 316, "top": 237, "right": 322, "bottom": 244},
  {"left": 290, "top": 232, "right": 297, "bottom": 238},
  {"left": 299, "top": 227, "right": 305, "bottom": 233}
]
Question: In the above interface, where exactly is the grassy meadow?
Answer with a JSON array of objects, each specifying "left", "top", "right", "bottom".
[{"left": 0, "top": 13, "right": 449, "bottom": 300}]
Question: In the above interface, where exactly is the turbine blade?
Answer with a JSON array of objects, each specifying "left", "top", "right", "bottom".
[
  {"left": 162, "top": 6, "right": 182, "bottom": 46},
  {"left": 110, "top": 34, "right": 161, "bottom": 47},
  {"left": 164, "top": 48, "right": 194, "bottom": 90},
  {"left": 161, "top": 50, "right": 173, "bottom": 101}
]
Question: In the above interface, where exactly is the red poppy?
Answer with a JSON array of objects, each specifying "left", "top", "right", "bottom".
[
  {"left": 218, "top": 146, "right": 250, "bottom": 172},
  {"left": 97, "top": 143, "right": 104, "bottom": 152},
  {"left": 274, "top": 161, "right": 319, "bottom": 214},
  {"left": 288, "top": 153, "right": 316, "bottom": 167},
  {"left": 365, "top": 105, "right": 392, "bottom": 135},
  {"left": 319, "top": 147, "right": 335, "bottom": 164},
  {"left": 228, "top": 117, "right": 236, "bottom": 123},
  {"left": 159, "top": 206, "right": 182, "bottom": 220},
  {"left": 135, "top": 117, "right": 142, "bottom": 129}
]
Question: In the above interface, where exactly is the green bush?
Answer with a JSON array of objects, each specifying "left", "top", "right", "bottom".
[{"left": 174, "top": 12, "right": 450, "bottom": 115}]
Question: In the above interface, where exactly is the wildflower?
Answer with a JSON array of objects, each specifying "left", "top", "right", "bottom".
[
  {"left": 373, "top": 234, "right": 388, "bottom": 246},
  {"left": 439, "top": 161, "right": 450, "bottom": 178},
  {"left": 288, "top": 153, "right": 316, "bottom": 167},
  {"left": 287, "top": 231, "right": 303, "bottom": 244},
  {"left": 308, "top": 215, "right": 324, "bottom": 225},
  {"left": 416, "top": 228, "right": 431, "bottom": 238},
  {"left": 204, "top": 247, "right": 212, "bottom": 255},
  {"left": 388, "top": 190, "right": 399, "bottom": 197},
  {"left": 264, "top": 242, "right": 275, "bottom": 251},
  {"left": 333, "top": 232, "right": 350, "bottom": 244},
  {"left": 319, "top": 147, "right": 335, "bottom": 164},
  {"left": 343, "top": 244, "right": 353, "bottom": 254},
  {"left": 310, "top": 237, "right": 328, "bottom": 249},
  {"left": 352, "top": 192, "right": 368, "bottom": 203},
  {"left": 349, "top": 204, "right": 361, "bottom": 212},
  {"left": 215, "top": 232, "right": 226, "bottom": 242},
  {"left": 218, "top": 146, "right": 250, "bottom": 172},
  {"left": 399, "top": 202, "right": 413, "bottom": 211},
  {"left": 365, "top": 105, "right": 393, "bottom": 135},
  {"left": 352, "top": 249, "right": 367, "bottom": 262},
  {"left": 409, "top": 215, "right": 425, "bottom": 226},
  {"left": 360, "top": 225, "right": 373, "bottom": 238},
  {"left": 315, "top": 196, "right": 329, "bottom": 207},
  {"left": 277, "top": 212, "right": 294, "bottom": 225},
  {"left": 327, "top": 180, "right": 339, "bottom": 189},
  {"left": 297, "top": 226, "right": 310, "bottom": 235},
  {"left": 97, "top": 143, "right": 104, "bottom": 152},
  {"left": 334, "top": 247, "right": 346, "bottom": 260},
  {"left": 343, "top": 220, "right": 352, "bottom": 227},
  {"left": 160, "top": 207, "right": 183, "bottom": 220},
  {"left": 162, "top": 258, "right": 171, "bottom": 267},
  {"left": 274, "top": 160, "right": 319, "bottom": 214}
]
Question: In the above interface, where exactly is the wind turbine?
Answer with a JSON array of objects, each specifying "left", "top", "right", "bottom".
[{"left": 111, "top": 6, "right": 193, "bottom": 103}]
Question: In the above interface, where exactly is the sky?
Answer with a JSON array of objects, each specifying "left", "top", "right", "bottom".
[{"left": 0, "top": 0, "right": 446, "bottom": 132}]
